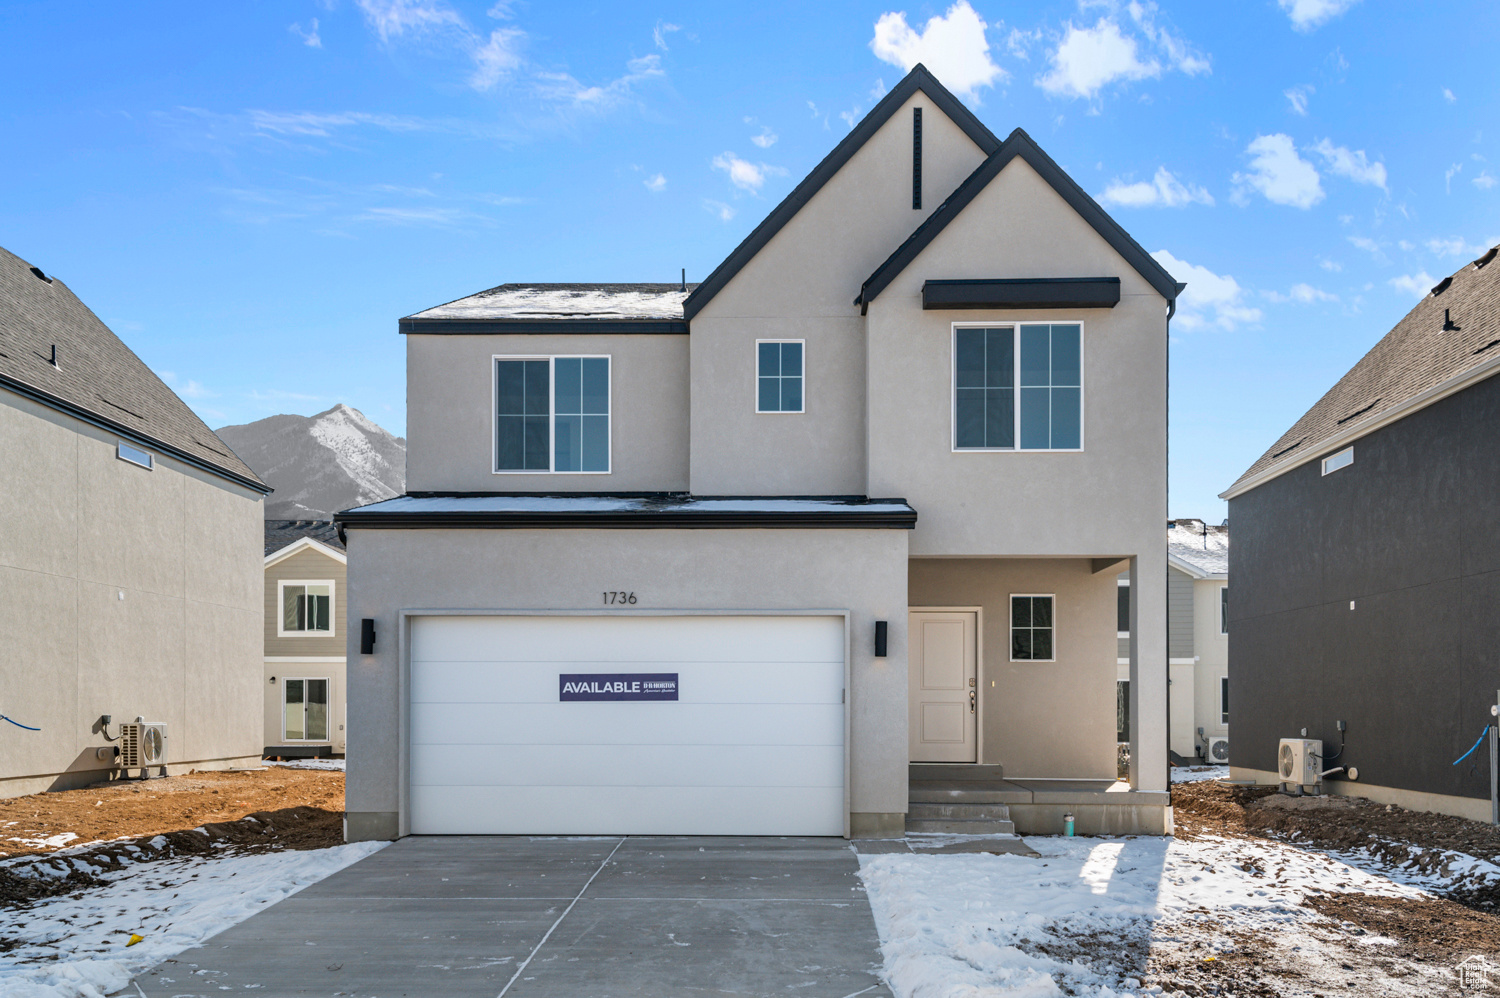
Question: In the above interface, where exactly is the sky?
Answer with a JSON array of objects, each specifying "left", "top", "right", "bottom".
[{"left": 1, "top": 0, "right": 1496, "bottom": 519}]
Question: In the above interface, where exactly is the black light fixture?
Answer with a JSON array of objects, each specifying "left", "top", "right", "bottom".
[
  {"left": 361, "top": 618, "right": 376, "bottom": 655},
  {"left": 874, "top": 620, "right": 888, "bottom": 658}
]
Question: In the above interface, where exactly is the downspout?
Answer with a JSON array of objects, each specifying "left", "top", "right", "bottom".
[{"left": 1165, "top": 284, "right": 1183, "bottom": 796}]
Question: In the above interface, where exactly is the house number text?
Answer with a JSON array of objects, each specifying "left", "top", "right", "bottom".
[{"left": 603, "top": 591, "right": 637, "bottom": 605}]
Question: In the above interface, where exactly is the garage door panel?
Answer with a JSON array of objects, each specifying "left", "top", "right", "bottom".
[
  {"left": 412, "top": 702, "right": 844, "bottom": 746},
  {"left": 410, "top": 743, "right": 843, "bottom": 789},
  {"left": 412, "top": 660, "right": 845, "bottom": 705},
  {"left": 410, "top": 785, "right": 845, "bottom": 836},
  {"left": 410, "top": 615, "right": 844, "bottom": 665}
]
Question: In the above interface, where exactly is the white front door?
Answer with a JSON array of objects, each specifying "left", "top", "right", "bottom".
[
  {"left": 408, "top": 614, "right": 846, "bottom": 835},
  {"left": 908, "top": 610, "right": 977, "bottom": 763}
]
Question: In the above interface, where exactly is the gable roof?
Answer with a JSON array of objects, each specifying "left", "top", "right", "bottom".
[
  {"left": 856, "top": 128, "right": 1183, "bottom": 310},
  {"left": 1167, "top": 519, "right": 1228, "bottom": 578},
  {"left": 401, "top": 283, "right": 696, "bottom": 334},
  {"left": 1223, "top": 245, "right": 1500, "bottom": 499},
  {"left": 0, "top": 245, "right": 266, "bottom": 492},
  {"left": 265, "top": 519, "right": 345, "bottom": 559},
  {"left": 265, "top": 534, "right": 347, "bottom": 569},
  {"left": 680, "top": 64, "right": 1001, "bottom": 322}
]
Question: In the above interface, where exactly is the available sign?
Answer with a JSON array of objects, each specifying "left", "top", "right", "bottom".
[{"left": 559, "top": 673, "right": 679, "bottom": 702}]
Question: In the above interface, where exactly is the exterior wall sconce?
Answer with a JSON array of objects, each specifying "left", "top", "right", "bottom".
[
  {"left": 874, "top": 620, "right": 888, "bottom": 658},
  {"left": 361, "top": 618, "right": 376, "bottom": 655}
]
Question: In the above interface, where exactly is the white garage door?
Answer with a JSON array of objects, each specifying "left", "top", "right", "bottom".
[{"left": 409, "top": 614, "right": 846, "bottom": 835}]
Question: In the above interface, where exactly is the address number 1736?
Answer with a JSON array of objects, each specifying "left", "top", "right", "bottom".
[{"left": 603, "top": 591, "right": 637, "bottom": 605}]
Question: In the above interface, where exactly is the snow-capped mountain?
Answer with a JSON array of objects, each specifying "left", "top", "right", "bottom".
[{"left": 216, "top": 404, "right": 405, "bottom": 519}]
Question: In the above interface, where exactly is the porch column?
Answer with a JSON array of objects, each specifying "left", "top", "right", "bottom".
[{"left": 1128, "top": 550, "right": 1168, "bottom": 793}]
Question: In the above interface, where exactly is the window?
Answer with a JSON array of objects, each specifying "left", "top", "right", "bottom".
[
  {"left": 1010, "top": 594, "right": 1055, "bottom": 661},
  {"left": 1220, "top": 586, "right": 1229, "bottom": 634},
  {"left": 757, "top": 340, "right": 804, "bottom": 413},
  {"left": 495, "top": 356, "right": 610, "bottom": 473},
  {"left": 1117, "top": 581, "right": 1130, "bottom": 635},
  {"left": 280, "top": 581, "right": 334, "bottom": 636},
  {"left": 283, "top": 678, "right": 329, "bottom": 741},
  {"left": 955, "top": 324, "right": 1082, "bottom": 451},
  {"left": 1321, "top": 446, "right": 1353, "bottom": 476},
  {"left": 1117, "top": 680, "right": 1130, "bottom": 742},
  {"left": 117, "top": 441, "right": 153, "bottom": 469},
  {"left": 1220, "top": 676, "right": 1229, "bottom": 725}
]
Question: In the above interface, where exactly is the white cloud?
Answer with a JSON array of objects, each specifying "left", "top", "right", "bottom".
[
  {"left": 1233, "top": 134, "right": 1323, "bottom": 209},
  {"left": 750, "top": 125, "right": 777, "bottom": 149},
  {"left": 160, "top": 372, "right": 215, "bottom": 399},
  {"left": 469, "top": 28, "right": 523, "bottom": 90},
  {"left": 1284, "top": 85, "right": 1312, "bottom": 116},
  {"left": 1389, "top": 271, "right": 1437, "bottom": 299},
  {"left": 1126, "top": 2, "right": 1210, "bottom": 76},
  {"left": 1446, "top": 162, "right": 1463, "bottom": 193},
  {"left": 643, "top": 173, "right": 666, "bottom": 193},
  {"left": 1006, "top": 27, "right": 1042, "bottom": 60},
  {"left": 1310, "top": 139, "right": 1387, "bottom": 191},
  {"left": 1475, "top": 171, "right": 1497, "bottom": 190},
  {"left": 871, "top": 1, "right": 1006, "bottom": 102},
  {"left": 1277, "top": 0, "right": 1361, "bottom": 32},
  {"left": 1443, "top": 87, "right": 1456, "bottom": 103},
  {"left": 535, "top": 54, "right": 664, "bottom": 111},
  {"left": 1038, "top": 19, "right": 1158, "bottom": 99},
  {"left": 703, "top": 199, "right": 735, "bottom": 222},
  {"left": 247, "top": 110, "right": 428, "bottom": 136},
  {"left": 1319, "top": 258, "right": 1342, "bottom": 272},
  {"left": 289, "top": 19, "right": 322, "bottom": 48},
  {"left": 356, "top": 0, "right": 524, "bottom": 92},
  {"left": 711, "top": 152, "right": 786, "bottom": 193},
  {"left": 1425, "top": 236, "right": 1493, "bottom": 259},
  {"left": 1152, "top": 249, "right": 1262, "bottom": 331},
  {"left": 1397, "top": 240, "right": 1414, "bottom": 251},
  {"left": 356, "top": 0, "right": 462, "bottom": 42},
  {"left": 653, "top": 21, "right": 680, "bottom": 51},
  {"left": 1265, "top": 282, "right": 1338, "bottom": 304},
  {"left": 1100, "top": 167, "right": 1213, "bottom": 208}
]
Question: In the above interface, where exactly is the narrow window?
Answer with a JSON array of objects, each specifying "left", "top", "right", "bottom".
[
  {"left": 284, "top": 678, "right": 329, "bottom": 741},
  {"left": 554, "top": 357, "right": 610, "bottom": 472},
  {"left": 912, "top": 107, "right": 923, "bottom": 209},
  {"left": 1117, "top": 581, "right": 1130, "bottom": 635},
  {"left": 1117, "top": 680, "right": 1130, "bottom": 742},
  {"left": 1019, "top": 324, "right": 1082, "bottom": 449},
  {"left": 280, "top": 582, "right": 333, "bottom": 635},
  {"left": 117, "top": 441, "right": 153, "bottom": 469},
  {"left": 1220, "top": 587, "right": 1229, "bottom": 634},
  {"left": 1220, "top": 676, "right": 1229, "bottom": 724},
  {"left": 495, "top": 356, "right": 611, "bottom": 472},
  {"left": 495, "top": 359, "right": 551, "bottom": 471},
  {"left": 1321, "top": 446, "right": 1353, "bottom": 475},
  {"left": 954, "top": 327, "right": 1014, "bottom": 448},
  {"left": 1010, "top": 594, "right": 1055, "bottom": 661},
  {"left": 757, "top": 340, "right": 804, "bottom": 413}
]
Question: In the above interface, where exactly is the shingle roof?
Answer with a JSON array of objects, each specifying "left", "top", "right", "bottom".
[
  {"left": 1168, "top": 519, "right": 1228, "bottom": 577},
  {"left": 1225, "top": 246, "right": 1500, "bottom": 497},
  {"left": 265, "top": 519, "right": 345, "bottom": 558},
  {"left": 408, "top": 283, "right": 697, "bottom": 321},
  {"left": 0, "top": 245, "right": 265, "bottom": 491}
]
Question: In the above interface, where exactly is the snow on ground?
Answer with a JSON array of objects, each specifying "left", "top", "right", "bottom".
[
  {"left": 858, "top": 826, "right": 1482, "bottom": 998},
  {"left": 0, "top": 840, "right": 385, "bottom": 998},
  {"left": 1169, "top": 766, "right": 1228, "bottom": 783},
  {"left": 263, "top": 758, "right": 345, "bottom": 771}
]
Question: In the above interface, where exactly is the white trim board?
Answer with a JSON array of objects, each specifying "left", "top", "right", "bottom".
[
  {"left": 265, "top": 536, "right": 347, "bottom": 568},
  {"left": 265, "top": 656, "right": 347, "bottom": 663}
]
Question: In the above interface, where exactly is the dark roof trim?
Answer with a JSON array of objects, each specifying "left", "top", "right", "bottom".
[
  {"left": 0, "top": 371, "right": 272, "bottom": 494},
  {"left": 680, "top": 64, "right": 1000, "bottom": 322},
  {"left": 400, "top": 318, "right": 688, "bottom": 335},
  {"left": 922, "top": 277, "right": 1121, "bottom": 310},
  {"left": 857, "top": 128, "right": 1182, "bottom": 311},
  {"left": 335, "top": 497, "right": 917, "bottom": 531}
]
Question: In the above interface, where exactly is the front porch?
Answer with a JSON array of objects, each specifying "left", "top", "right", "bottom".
[{"left": 907, "top": 764, "right": 1173, "bottom": 836}]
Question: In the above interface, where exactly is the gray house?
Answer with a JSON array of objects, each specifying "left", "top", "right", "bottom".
[
  {"left": 337, "top": 66, "right": 1181, "bottom": 841},
  {"left": 1223, "top": 245, "right": 1500, "bottom": 821},
  {"left": 0, "top": 246, "right": 269, "bottom": 797}
]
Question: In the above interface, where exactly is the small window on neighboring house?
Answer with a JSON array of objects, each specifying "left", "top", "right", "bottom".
[
  {"left": 1011, "top": 594, "right": 1055, "bottom": 661},
  {"left": 1220, "top": 676, "right": 1229, "bottom": 725},
  {"left": 1117, "top": 680, "right": 1130, "bottom": 742},
  {"left": 117, "top": 441, "right": 153, "bottom": 469},
  {"left": 1321, "top": 446, "right": 1353, "bottom": 476},
  {"left": 1220, "top": 587, "right": 1229, "bottom": 634},
  {"left": 283, "top": 678, "right": 329, "bottom": 741},
  {"left": 757, "top": 340, "right": 804, "bottom": 413},
  {"left": 280, "top": 581, "right": 334, "bottom": 636},
  {"left": 495, "top": 356, "right": 611, "bottom": 473},
  {"left": 1117, "top": 581, "right": 1130, "bottom": 635}
]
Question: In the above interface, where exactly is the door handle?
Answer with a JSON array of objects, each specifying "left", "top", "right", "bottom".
[{"left": 969, "top": 690, "right": 976, "bottom": 714}]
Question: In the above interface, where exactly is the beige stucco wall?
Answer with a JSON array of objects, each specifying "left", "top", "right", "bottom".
[
  {"left": 909, "top": 557, "right": 1117, "bottom": 779},
  {"left": 344, "top": 526, "right": 910, "bottom": 838},
  {"left": 405, "top": 332, "right": 689, "bottom": 493},
  {"left": 687, "top": 89, "right": 988, "bottom": 496},
  {"left": 0, "top": 392, "right": 263, "bottom": 798},
  {"left": 1193, "top": 578, "right": 1228, "bottom": 748},
  {"left": 263, "top": 544, "right": 347, "bottom": 753}
]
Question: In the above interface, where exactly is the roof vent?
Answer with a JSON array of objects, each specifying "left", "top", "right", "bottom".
[
  {"left": 28, "top": 266, "right": 52, "bottom": 284},
  {"left": 1271, "top": 437, "right": 1305, "bottom": 459},
  {"left": 1430, "top": 276, "right": 1453, "bottom": 296},
  {"left": 1337, "top": 398, "right": 1380, "bottom": 424},
  {"left": 1474, "top": 246, "right": 1498, "bottom": 269}
]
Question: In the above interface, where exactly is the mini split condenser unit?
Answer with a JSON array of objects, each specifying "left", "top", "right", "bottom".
[
  {"left": 1278, "top": 737, "right": 1322, "bottom": 789},
  {"left": 119, "top": 721, "right": 167, "bottom": 772},
  {"left": 1206, "top": 736, "right": 1230, "bottom": 764}
]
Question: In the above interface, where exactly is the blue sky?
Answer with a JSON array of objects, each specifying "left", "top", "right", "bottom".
[{"left": 1, "top": 0, "right": 1496, "bottom": 518}]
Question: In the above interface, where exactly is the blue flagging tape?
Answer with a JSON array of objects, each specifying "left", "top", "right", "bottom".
[
  {"left": 1453, "top": 727, "right": 1491, "bottom": 766},
  {"left": 1, "top": 713, "right": 41, "bottom": 731}
]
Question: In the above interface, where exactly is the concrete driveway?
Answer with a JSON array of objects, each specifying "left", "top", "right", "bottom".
[{"left": 133, "top": 835, "right": 893, "bottom": 998}]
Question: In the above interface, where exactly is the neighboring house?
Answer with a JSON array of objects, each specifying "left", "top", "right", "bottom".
[
  {"left": 336, "top": 65, "right": 1182, "bottom": 842},
  {"left": 1116, "top": 521, "right": 1229, "bottom": 764},
  {"left": 0, "top": 246, "right": 268, "bottom": 797},
  {"left": 263, "top": 521, "right": 347, "bottom": 758},
  {"left": 1222, "top": 246, "right": 1500, "bottom": 822}
]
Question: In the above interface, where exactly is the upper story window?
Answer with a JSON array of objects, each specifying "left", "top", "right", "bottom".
[
  {"left": 757, "top": 340, "right": 804, "bottom": 413},
  {"left": 1321, "top": 446, "right": 1353, "bottom": 476},
  {"left": 280, "top": 581, "right": 333, "bottom": 636},
  {"left": 117, "top": 441, "right": 154, "bottom": 469},
  {"left": 1220, "top": 586, "right": 1229, "bottom": 634},
  {"left": 954, "top": 324, "right": 1082, "bottom": 451},
  {"left": 495, "top": 356, "right": 610, "bottom": 473}
]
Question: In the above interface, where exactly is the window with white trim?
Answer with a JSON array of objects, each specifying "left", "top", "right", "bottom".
[
  {"left": 1321, "top": 446, "right": 1353, "bottom": 475},
  {"left": 279, "top": 581, "right": 334, "bottom": 636},
  {"left": 117, "top": 441, "right": 153, "bottom": 469},
  {"left": 955, "top": 324, "right": 1082, "bottom": 451},
  {"left": 1220, "top": 586, "right": 1229, "bottom": 634},
  {"left": 495, "top": 356, "right": 610, "bottom": 473},
  {"left": 757, "top": 340, "right": 804, "bottom": 413},
  {"left": 1010, "top": 594, "right": 1055, "bottom": 661},
  {"left": 283, "top": 677, "right": 329, "bottom": 741}
]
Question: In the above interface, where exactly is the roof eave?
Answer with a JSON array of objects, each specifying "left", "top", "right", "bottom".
[
  {"left": 265, "top": 535, "right": 348, "bottom": 568},
  {"left": 400, "top": 317, "right": 689, "bottom": 335}
]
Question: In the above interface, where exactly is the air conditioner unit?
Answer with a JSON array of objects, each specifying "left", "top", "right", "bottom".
[
  {"left": 1206, "top": 736, "right": 1230, "bottom": 764},
  {"left": 1278, "top": 737, "right": 1321, "bottom": 789},
  {"left": 119, "top": 721, "right": 167, "bottom": 772}
]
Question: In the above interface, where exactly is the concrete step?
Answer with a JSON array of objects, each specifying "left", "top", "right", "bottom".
[
  {"left": 909, "top": 764, "right": 1006, "bottom": 783},
  {"left": 905, "top": 817, "right": 1017, "bottom": 834},
  {"left": 908, "top": 802, "right": 1012, "bottom": 821},
  {"left": 909, "top": 786, "right": 1022, "bottom": 805}
]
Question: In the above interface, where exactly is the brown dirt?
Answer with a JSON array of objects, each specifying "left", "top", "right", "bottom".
[
  {"left": 1302, "top": 891, "right": 1500, "bottom": 963},
  {"left": 0, "top": 767, "right": 345, "bottom": 910}
]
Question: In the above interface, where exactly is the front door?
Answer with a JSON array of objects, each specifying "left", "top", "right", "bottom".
[{"left": 908, "top": 610, "right": 978, "bottom": 763}]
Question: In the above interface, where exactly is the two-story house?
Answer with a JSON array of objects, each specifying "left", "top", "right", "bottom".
[
  {"left": 336, "top": 66, "right": 1181, "bottom": 841},
  {"left": 263, "top": 520, "right": 347, "bottom": 759}
]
